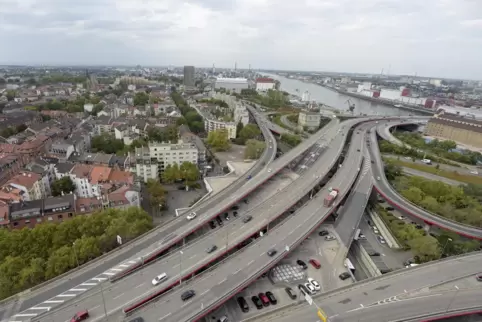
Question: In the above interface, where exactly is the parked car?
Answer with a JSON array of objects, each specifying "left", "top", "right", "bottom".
[
  {"left": 297, "top": 259, "right": 308, "bottom": 269},
  {"left": 325, "top": 235, "right": 336, "bottom": 241},
  {"left": 307, "top": 278, "right": 321, "bottom": 291},
  {"left": 209, "top": 221, "right": 216, "bottom": 229},
  {"left": 298, "top": 284, "right": 309, "bottom": 296},
  {"left": 251, "top": 296, "right": 263, "bottom": 309},
  {"left": 219, "top": 316, "right": 228, "bottom": 322},
  {"left": 258, "top": 292, "right": 270, "bottom": 306},
  {"left": 318, "top": 230, "right": 329, "bottom": 236},
  {"left": 339, "top": 272, "right": 351, "bottom": 280},
  {"left": 224, "top": 212, "right": 230, "bottom": 221},
  {"left": 70, "top": 310, "right": 89, "bottom": 322},
  {"left": 233, "top": 211, "right": 238, "bottom": 217},
  {"left": 368, "top": 251, "right": 381, "bottom": 256},
  {"left": 265, "top": 291, "right": 277, "bottom": 305},
  {"left": 309, "top": 259, "right": 321, "bottom": 269},
  {"left": 285, "top": 287, "right": 297, "bottom": 300},
  {"left": 237, "top": 297, "right": 249, "bottom": 312},
  {"left": 304, "top": 283, "right": 316, "bottom": 294},
  {"left": 216, "top": 216, "right": 223, "bottom": 226},
  {"left": 378, "top": 236, "right": 386, "bottom": 244}
]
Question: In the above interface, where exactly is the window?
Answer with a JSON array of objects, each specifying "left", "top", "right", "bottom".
[{"left": 58, "top": 214, "right": 63, "bottom": 219}]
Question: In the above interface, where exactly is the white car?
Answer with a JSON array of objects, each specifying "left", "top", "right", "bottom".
[
  {"left": 151, "top": 273, "right": 167, "bottom": 286},
  {"left": 378, "top": 236, "right": 386, "bottom": 244},
  {"left": 470, "top": 170, "right": 479, "bottom": 175},
  {"left": 377, "top": 176, "right": 381, "bottom": 181},
  {"left": 186, "top": 212, "right": 197, "bottom": 220},
  {"left": 307, "top": 278, "right": 321, "bottom": 291},
  {"left": 268, "top": 168, "right": 272, "bottom": 173},
  {"left": 304, "top": 282, "right": 316, "bottom": 294}
]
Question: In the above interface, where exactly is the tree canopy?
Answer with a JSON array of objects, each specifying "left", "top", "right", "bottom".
[
  {"left": 207, "top": 129, "right": 231, "bottom": 152},
  {"left": 91, "top": 133, "right": 125, "bottom": 154},
  {"left": 171, "top": 92, "right": 205, "bottom": 134},
  {"left": 280, "top": 133, "right": 301, "bottom": 147},
  {"left": 244, "top": 139, "right": 266, "bottom": 159},
  {"left": 147, "top": 125, "right": 179, "bottom": 143},
  {"left": 0, "top": 207, "right": 152, "bottom": 300},
  {"left": 134, "top": 92, "right": 149, "bottom": 106},
  {"left": 162, "top": 162, "right": 199, "bottom": 186},
  {"left": 51, "top": 177, "right": 76, "bottom": 197},
  {"left": 238, "top": 124, "right": 261, "bottom": 145},
  {"left": 146, "top": 179, "right": 166, "bottom": 215}
]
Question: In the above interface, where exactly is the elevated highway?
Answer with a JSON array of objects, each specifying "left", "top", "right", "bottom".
[{"left": 370, "top": 123, "right": 482, "bottom": 239}]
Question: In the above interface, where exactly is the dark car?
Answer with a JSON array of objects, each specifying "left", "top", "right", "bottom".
[
  {"left": 242, "top": 215, "right": 253, "bottom": 223},
  {"left": 251, "top": 296, "right": 263, "bottom": 309},
  {"left": 231, "top": 205, "right": 239, "bottom": 210},
  {"left": 216, "top": 216, "right": 223, "bottom": 226},
  {"left": 357, "top": 149, "right": 360, "bottom": 152},
  {"left": 476, "top": 273, "right": 482, "bottom": 282},
  {"left": 368, "top": 251, "right": 381, "bottom": 256},
  {"left": 177, "top": 186, "right": 186, "bottom": 190},
  {"left": 70, "top": 310, "right": 89, "bottom": 322},
  {"left": 128, "top": 318, "right": 145, "bottom": 322},
  {"left": 298, "top": 284, "right": 309, "bottom": 296},
  {"left": 258, "top": 293, "right": 270, "bottom": 306},
  {"left": 209, "top": 221, "right": 216, "bottom": 229},
  {"left": 224, "top": 213, "right": 230, "bottom": 221},
  {"left": 233, "top": 211, "right": 238, "bottom": 217},
  {"left": 237, "top": 297, "right": 249, "bottom": 312},
  {"left": 206, "top": 245, "right": 217, "bottom": 253},
  {"left": 296, "top": 259, "right": 308, "bottom": 270},
  {"left": 339, "top": 272, "right": 351, "bottom": 280},
  {"left": 267, "top": 249, "right": 277, "bottom": 257},
  {"left": 181, "top": 290, "right": 195, "bottom": 301},
  {"left": 265, "top": 291, "right": 277, "bottom": 305},
  {"left": 318, "top": 230, "right": 329, "bottom": 236},
  {"left": 285, "top": 287, "right": 297, "bottom": 300},
  {"left": 243, "top": 199, "right": 249, "bottom": 204},
  {"left": 386, "top": 206, "right": 394, "bottom": 211}
]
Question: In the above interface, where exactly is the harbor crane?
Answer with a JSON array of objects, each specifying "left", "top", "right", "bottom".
[{"left": 345, "top": 99, "right": 355, "bottom": 113}]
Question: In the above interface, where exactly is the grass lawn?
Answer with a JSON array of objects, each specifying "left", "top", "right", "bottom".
[{"left": 389, "top": 159, "right": 482, "bottom": 185}]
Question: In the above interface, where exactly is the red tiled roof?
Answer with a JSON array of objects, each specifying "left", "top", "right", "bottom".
[
  {"left": 6, "top": 171, "right": 41, "bottom": 189},
  {"left": 90, "top": 166, "right": 112, "bottom": 184},
  {"left": 256, "top": 77, "right": 275, "bottom": 83}
]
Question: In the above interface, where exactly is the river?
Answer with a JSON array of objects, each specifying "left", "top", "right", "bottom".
[{"left": 265, "top": 73, "right": 423, "bottom": 117}]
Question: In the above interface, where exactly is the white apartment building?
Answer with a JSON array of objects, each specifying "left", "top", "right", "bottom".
[
  {"left": 214, "top": 78, "right": 249, "bottom": 94},
  {"left": 234, "top": 104, "right": 250, "bottom": 126},
  {"left": 255, "top": 77, "right": 276, "bottom": 92},
  {"left": 133, "top": 141, "right": 199, "bottom": 182},
  {"left": 298, "top": 110, "right": 322, "bottom": 130},
  {"left": 205, "top": 119, "right": 237, "bottom": 139}
]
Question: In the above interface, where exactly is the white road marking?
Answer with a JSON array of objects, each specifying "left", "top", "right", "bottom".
[
  {"left": 113, "top": 293, "right": 125, "bottom": 300},
  {"left": 70, "top": 288, "right": 87, "bottom": 292},
  {"left": 13, "top": 314, "right": 38, "bottom": 317},
  {"left": 57, "top": 294, "right": 76, "bottom": 297},
  {"left": 247, "top": 260, "right": 254, "bottom": 266},
  {"left": 217, "top": 278, "right": 227, "bottom": 285},
  {"left": 201, "top": 289, "right": 210, "bottom": 296},
  {"left": 120, "top": 264, "right": 129, "bottom": 267},
  {"left": 159, "top": 313, "right": 172, "bottom": 321},
  {"left": 104, "top": 272, "right": 115, "bottom": 276},
  {"left": 111, "top": 268, "right": 122, "bottom": 271},
  {"left": 44, "top": 300, "right": 64, "bottom": 304},
  {"left": 81, "top": 283, "right": 97, "bottom": 286},
  {"left": 455, "top": 285, "right": 459, "bottom": 290},
  {"left": 233, "top": 269, "right": 241, "bottom": 275},
  {"left": 29, "top": 307, "right": 50, "bottom": 311},
  {"left": 135, "top": 283, "right": 145, "bottom": 289},
  {"left": 91, "top": 305, "right": 100, "bottom": 310},
  {"left": 129, "top": 260, "right": 136, "bottom": 264},
  {"left": 92, "top": 277, "right": 107, "bottom": 282},
  {"left": 360, "top": 304, "right": 364, "bottom": 308}
]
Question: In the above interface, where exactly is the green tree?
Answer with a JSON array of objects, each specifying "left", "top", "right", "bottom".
[
  {"left": 408, "top": 235, "right": 441, "bottom": 262},
  {"left": 146, "top": 179, "right": 166, "bottom": 215},
  {"left": 176, "top": 116, "right": 187, "bottom": 126},
  {"left": 91, "top": 133, "right": 125, "bottom": 154},
  {"left": 6, "top": 90, "right": 16, "bottom": 101},
  {"left": 19, "top": 258, "right": 46, "bottom": 289},
  {"left": 236, "top": 120, "right": 244, "bottom": 137},
  {"left": 180, "top": 162, "right": 199, "bottom": 186},
  {"left": 280, "top": 133, "right": 301, "bottom": 147},
  {"left": 238, "top": 124, "right": 261, "bottom": 144},
  {"left": 133, "top": 92, "right": 149, "bottom": 106},
  {"left": 162, "top": 164, "right": 182, "bottom": 183},
  {"left": 51, "top": 177, "right": 76, "bottom": 196},
  {"left": 207, "top": 129, "right": 231, "bottom": 151},
  {"left": 244, "top": 139, "right": 266, "bottom": 159}
]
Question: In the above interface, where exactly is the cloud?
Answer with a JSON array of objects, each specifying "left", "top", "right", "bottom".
[{"left": 0, "top": 0, "right": 481, "bottom": 79}]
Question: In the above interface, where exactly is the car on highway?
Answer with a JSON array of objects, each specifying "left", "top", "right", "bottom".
[
  {"left": 151, "top": 273, "right": 168, "bottom": 286},
  {"left": 268, "top": 168, "right": 272, "bottom": 173},
  {"left": 237, "top": 297, "right": 249, "bottom": 312},
  {"left": 476, "top": 273, "right": 482, "bottom": 282},
  {"left": 251, "top": 295, "right": 263, "bottom": 309},
  {"left": 267, "top": 249, "right": 277, "bottom": 257},
  {"left": 309, "top": 259, "right": 321, "bottom": 269},
  {"left": 297, "top": 259, "right": 308, "bottom": 269},
  {"left": 298, "top": 284, "right": 309, "bottom": 296},
  {"left": 266, "top": 291, "right": 277, "bottom": 305},
  {"left": 358, "top": 233, "right": 366, "bottom": 239},
  {"left": 70, "top": 310, "right": 89, "bottom": 322},
  {"left": 339, "top": 272, "right": 351, "bottom": 280},
  {"left": 307, "top": 278, "right": 321, "bottom": 291},
  {"left": 186, "top": 212, "right": 197, "bottom": 220},
  {"left": 304, "top": 282, "right": 316, "bottom": 294},
  {"left": 285, "top": 287, "right": 297, "bottom": 300},
  {"left": 242, "top": 215, "right": 253, "bottom": 223},
  {"left": 318, "top": 230, "right": 329, "bottom": 236},
  {"left": 368, "top": 251, "right": 381, "bottom": 256},
  {"left": 258, "top": 292, "right": 270, "bottom": 306},
  {"left": 325, "top": 235, "right": 336, "bottom": 241},
  {"left": 181, "top": 290, "right": 196, "bottom": 301},
  {"left": 206, "top": 245, "right": 217, "bottom": 253}
]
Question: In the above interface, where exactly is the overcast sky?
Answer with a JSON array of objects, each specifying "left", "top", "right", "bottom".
[{"left": 1, "top": 0, "right": 481, "bottom": 79}]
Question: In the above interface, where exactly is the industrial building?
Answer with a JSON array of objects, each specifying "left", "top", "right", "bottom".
[
  {"left": 424, "top": 112, "right": 482, "bottom": 149},
  {"left": 214, "top": 78, "right": 249, "bottom": 94},
  {"left": 183, "top": 66, "right": 195, "bottom": 87},
  {"left": 255, "top": 78, "right": 276, "bottom": 92}
]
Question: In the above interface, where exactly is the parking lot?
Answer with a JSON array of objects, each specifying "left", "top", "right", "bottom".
[{"left": 206, "top": 225, "right": 354, "bottom": 321}]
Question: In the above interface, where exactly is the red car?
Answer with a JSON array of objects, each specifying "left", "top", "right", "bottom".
[
  {"left": 70, "top": 310, "right": 89, "bottom": 322},
  {"left": 309, "top": 259, "right": 321, "bottom": 269},
  {"left": 258, "top": 292, "right": 270, "bottom": 306}
]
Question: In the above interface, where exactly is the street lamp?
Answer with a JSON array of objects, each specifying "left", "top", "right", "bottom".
[
  {"left": 72, "top": 241, "right": 80, "bottom": 268},
  {"left": 442, "top": 238, "right": 453, "bottom": 256}
]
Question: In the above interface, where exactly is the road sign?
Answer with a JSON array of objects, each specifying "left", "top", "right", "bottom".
[
  {"left": 304, "top": 293, "right": 313, "bottom": 305},
  {"left": 116, "top": 235, "right": 122, "bottom": 245}
]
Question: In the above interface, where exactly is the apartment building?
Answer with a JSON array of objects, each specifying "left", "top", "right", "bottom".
[
  {"left": 298, "top": 110, "right": 322, "bottom": 130},
  {"left": 133, "top": 141, "right": 198, "bottom": 182},
  {"left": 205, "top": 119, "right": 237, "bottom": 139},
  {"left": 2, "top": 171, "right": 46, "bottom": 201}
]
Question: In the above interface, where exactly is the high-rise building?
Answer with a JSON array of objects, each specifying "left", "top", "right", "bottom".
[{"left": 183, "top": 66, "right": 195, "bottom": 87}]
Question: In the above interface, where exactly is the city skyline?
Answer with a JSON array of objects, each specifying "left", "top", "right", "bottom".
[{"left": 1, "top": 0, "right": 482, "bottom": 79}]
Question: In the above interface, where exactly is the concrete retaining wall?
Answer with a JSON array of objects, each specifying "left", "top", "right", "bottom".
[
  {"left": 352, "top": 242, "right": 382, "bottom": 277},
  {"left": 367, "top": 208, "right": 402, "bottom": 249}
]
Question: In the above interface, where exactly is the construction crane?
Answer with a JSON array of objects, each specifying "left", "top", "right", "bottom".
[{"left": 345, "top": 99, "right": 355, "bottom": 113}]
